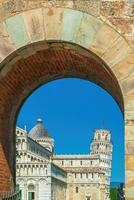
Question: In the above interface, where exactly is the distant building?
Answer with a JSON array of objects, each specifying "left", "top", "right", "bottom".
[{"left": 16, "top": 118, "right": 113, "bottom": 200}]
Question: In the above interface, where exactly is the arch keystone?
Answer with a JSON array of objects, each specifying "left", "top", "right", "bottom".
[{"left": 44, "top": 7, "right": 64, "bottom": 40}]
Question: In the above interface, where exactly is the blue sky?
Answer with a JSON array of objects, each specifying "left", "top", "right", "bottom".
[{"left": 17, "top": 78, "right": 124, "bottom": 183}]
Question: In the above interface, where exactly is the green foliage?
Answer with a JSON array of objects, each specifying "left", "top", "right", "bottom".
[{"left": 110, "top": 188, "right": 118, "bottom": 200}]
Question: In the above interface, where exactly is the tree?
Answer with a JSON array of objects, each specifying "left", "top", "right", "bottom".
[{"left": 110, "top": 188, "right": 118, "bottom": 200}]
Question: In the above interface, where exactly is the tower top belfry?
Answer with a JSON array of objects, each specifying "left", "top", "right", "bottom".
[{"left": 93, "top": 129, "right": 111, "bottom": 142}]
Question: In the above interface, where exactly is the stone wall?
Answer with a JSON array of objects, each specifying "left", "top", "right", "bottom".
[
  {"left": 51, "top": 177, "right": 67, "bottom": 200},
  {"left": 66, "top": 184, "right": 101, "bottom": 200},
  {"left": 51, "top": 163, "right": 67, "bottom": 200},
  {"left": 0, "top": 0, "right": 133, "bottom": 47}
]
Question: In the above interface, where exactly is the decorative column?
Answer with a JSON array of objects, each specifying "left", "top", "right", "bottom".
[{"left": 24, "top": 183, "right": 27, "bottom": 200}]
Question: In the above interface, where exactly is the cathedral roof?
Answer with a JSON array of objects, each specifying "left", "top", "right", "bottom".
[{"left": 28, "top": 118, "right": 51, "bottom": 139}]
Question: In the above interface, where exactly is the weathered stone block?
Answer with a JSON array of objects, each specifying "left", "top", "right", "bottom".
[
  {"left": 113, "top": 52, "right": 134, "bottom": 81},
  {"left": 22, "top": 8, "right": 45, "bottom": 42},
  {"left": 126, "top": 170, "right": 134, "bottom": 195},
  {"left": 74, "top": 13, "right": 103, "bottom": 48},
  {"left": 124, "top": 94, "right": 134, "bottom": 112},
  {"left": 126, "top": 155, "right": 134, "bottom": 170},
  {"left": 73, "top": 0, "right": 100, "bottom": 17},
  {"left": 125, "top": 1, "right": 134, "bottom": 17},
  {"left": 125, "top": 186, "right": 134, "bottom": 199},
  {"left": 102, "top": 37, "right": 132, "bottom": 67},
  {"left": 41, "top": 0, "right": 74, "bottom": 9},
  {"left": 121, "top": 74, "right": 134, "bottom": 95},
  {"left": 125, "top": 125, "right": 134, "bottom": 141},
  {"left": 61, "top": 9, "right": 83, "bottom": 42},
  {"left": 1, "top": 0, "right": 26, "bottom": 15},
  {"left": 4, "top": 14, "right": 30, "bottom": 48},
  {"left": 90, "top": 24, "right": 119, "bottom": 56},
  {"left": 0, "top": 23, "right": 16, "bottom": 62},
  {"left": 125, "top": 110, "right": 134, "bottom": 121},
  {"left": 126, "top": 120, "right": 134, "bottom": 126},
  {"left": 126, "top": 141, "right": 134, "bottom": 154},
  {"left": 44, "top": 7, "right": 64, "bottom": 40},
  {"left": 108, "top": 17, "right": 132, "bottom": 35},
  {"left": 100, "top": 1, "right": 125, "bottom": 17}
]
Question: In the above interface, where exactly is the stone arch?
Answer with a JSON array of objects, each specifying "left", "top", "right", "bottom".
[
  {"left": 17, "top": 178, "right": 24, "bottom": 185},
  {"left": 27, "top": 179, "right": 36, "bottom": 186},
  {"left": 0, "top": 7, "right": 133, "bottom": 199},
  {"left": 38, "top": 178, "right": 47, "bottom": 184}
]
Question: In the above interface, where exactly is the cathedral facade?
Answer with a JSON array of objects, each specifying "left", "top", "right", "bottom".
[{"left": 16, "top": 118, "right": 112, "bottom": 200}]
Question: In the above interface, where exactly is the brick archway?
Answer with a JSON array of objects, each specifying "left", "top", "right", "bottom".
[{"left": 0, "top": 7, "right": 133, "bottom": 199}]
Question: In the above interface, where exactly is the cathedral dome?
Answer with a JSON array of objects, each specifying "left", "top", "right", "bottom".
[{"left": 28, "top": 118, "right": 51, "bottom": 139}]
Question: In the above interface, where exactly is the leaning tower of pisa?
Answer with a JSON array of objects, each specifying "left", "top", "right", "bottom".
[{"left": 90, "top": 129, "right": 113, "bottom": 200}]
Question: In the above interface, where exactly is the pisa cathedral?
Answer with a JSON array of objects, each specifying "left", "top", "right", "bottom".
[{"left": 16, "top": 118, "right": 112, "bottom": 200}]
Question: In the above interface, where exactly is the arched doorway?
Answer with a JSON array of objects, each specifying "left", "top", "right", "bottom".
[
  {"left": 0, "top": 7, "right": 133, "bottom": 199},
  {"left": 28, "top": 184, "right": 35, "bottom": 200}
]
